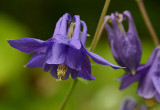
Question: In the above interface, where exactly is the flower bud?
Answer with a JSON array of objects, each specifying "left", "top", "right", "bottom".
[{"left": 105, "top": 11, "right": 142, "bottom": 74}]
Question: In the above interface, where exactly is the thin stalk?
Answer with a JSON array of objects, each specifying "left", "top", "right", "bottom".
[
  {"left": 136, "top": 0, "right": 159, "bottom": 46},
  {"left": 68, "top": 22, "right": 75, "bottom": 39},
  {"left": 59, "top": 79, "right": 78, "bottom": 110},
  {"left": 95, "top": 17, "right": 111, "bottom": 44},
  {"left": 90, "top": 0, "right": 111, "bottom": 51}
]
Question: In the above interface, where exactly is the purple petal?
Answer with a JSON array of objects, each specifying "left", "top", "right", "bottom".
[
  {"left": 43, "top": 64, "right": 52, "bottom": 72},
  {"left": 69, "top": 15, "right": 81, "bottom": 49},
  {"left": 138, "top": 52, "right": 160, "bottom": 98},
  {"left": 138, "top": 84, "right": 156, "bottom": 99},
  {"left": 70, "top": 69, "right": 79, "bottom": 79},
  {"left": 81, "top": 55, "right": 91, "bottom": 73},
  {"left": 70, "top": 69, "right": 95, "bottom": 80},
  {"left": 121, "top": 98, "right": 136, "bottom": 110},
  {"left": 123, "top": 11, "right": 142, "bottom": 71},
  {"left": 83, "top": 45, "right": 122, "bottom": 69},
  {"left": 104, "top": 16, "right": 115, "bottom": 46},
  {"left": 151, "top": 52, "right": 160, "bottom": 94},
  {"left": 69, "top": 57, "right": 94, "bottom": 80},
  {"left": 146, "top": 46, "right": 160, "bottom": 66},
  {"left": 78, "top": 55, "right": 95, "bottom": 80},
  {"left": 46, "top": 43, "right": 66, "bottom": 64},
  {"left": 125, "top": 32, "right": 142, "bottom": 72},
  {"left": 58, "top": 13, "right": 72, "bottom": 36},
  {"left": 152, "top": 74, "right": 160, "bottom": 94},
  {"left": 53, "top": 17, "right": 63, "bottom": 36},
  {"left": 80, "top": 21, "right": 87, "bottom": 46},
  {"left": 105, "top": 22, "right": 126, "bottom": 68},
  {"left": 72, "top": 15, "right": 81, "bottom": 40},
  {"left": 105, "top": 23, "right": 114, "bottom": 42},
  {"left": 118, "top": 65, "right": 150, "bottom": 90},
  {"left": 104, "top": 16, "right": 114, "bottom": 42},
  {"left": 112, "top": 32, "right": 141, "bottom": 73},
  {"left": 110, "top": 38, "right": 125, "bottom": 67},
  {"left": 111, "top": 13, "right": 123, "bottom": 37},
  {"left": 54, "top": 34, "right": 68, "bottom": 44},
  {"left": 54, "top": 34, "right": 81, "bottom": 49},
  {"left": 138, "top": 77, "right": 156, "bottom": 99},
  {"left": 78, "top": 70, "right": 95, "bottom": 80},
  {"left": 26, "top": 52, "right": 46, "bottom": 68},
  {"left": 50, "top": 65, "right": 58, "bottom": 79},
  {"left": 70, "top": 55, "right": 95, "bottom": 80},
  {"left": 8, "top": 38, "right": 47, "bottom": 53},
  {"left": 87, "top": 51, "right": 122, "bottom": 69},
  {"left": 123, "top": 11, "right": 137, "bottom": 34},
  {"left": 155, "top": 92, "right": 160, "bottom": 102},
  {"left": 118, "top": 73, "right": 140, "bottom": 90},
  {"left": 69, "top": 39, "right": 81, "bottom": 49},
  {"left": 66, "top": 47, "right": 84, "bottom": 71}
]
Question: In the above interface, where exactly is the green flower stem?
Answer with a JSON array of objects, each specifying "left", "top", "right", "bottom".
[
  {"left": 136, "top": 0, "right": 159, "bottom": 46},
  {"left": 59, "top": 0, "right": 111, "bottom": 110},
  {"left": 94, "top": 17, "right": 111, "bottom": 46},
  {"left": 59, "top": 79, "right": 78, "bottom": 110},
  {"left": 90, "top": 0, "right": 111, "bottom": 51}
]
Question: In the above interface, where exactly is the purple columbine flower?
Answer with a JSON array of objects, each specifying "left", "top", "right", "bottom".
[
  {"left": 8, "top": 13, "right": 122, "bottom": 80},
  {"left": 120, "top": 98, "right": 147, "bottom": 110},
  {"left": 105, "top": 11, "right": 142, "bottom": 74},
  {"left": 118, "top": 46, "right": 160, "bottom": 102}
]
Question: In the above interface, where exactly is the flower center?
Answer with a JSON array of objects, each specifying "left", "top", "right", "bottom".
[{"left": 57, "top": 64, "right": 68, "bottom": 80}]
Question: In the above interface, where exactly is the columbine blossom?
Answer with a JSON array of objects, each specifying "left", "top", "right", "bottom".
[
  {"left": 8, "top": 13, "right": 121, "bottom": 80},
  {"left": 120, "top": 98, "right": 147, "bottom": 110},
  {"left": 119, "top": 46, "right": 160, "bottom": 102},
  {"left": 105, "top": 11, "right": 142, "bottom": 74}
]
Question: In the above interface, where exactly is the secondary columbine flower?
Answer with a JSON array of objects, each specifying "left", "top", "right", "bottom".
[
  {"left": 105, "top": 11, "right": 142, "bottom": 74},
  {"left": 8, "top": 13, "right": 121, "bottom": 80},
  {"left": 120, "top": 98, "right": 147, "bottom": 110},
  {"left": 118, "top": 46, "right": 160, "bottom": 102}
]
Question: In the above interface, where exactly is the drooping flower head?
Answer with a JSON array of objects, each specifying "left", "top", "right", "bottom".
[
  {"left": 120, "top": 98, "right": 147, "bottom": 110},
  {"left": 105, "top": 11, "right": 142, "bottom": 74},
  {"left": 119, "top": 46, "right": 160, "bottom": 102},
  {"left": 8, "top": 13, "right": 122, "bottom": 80}
]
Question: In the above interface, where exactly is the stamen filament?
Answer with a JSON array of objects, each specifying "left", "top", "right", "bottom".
[
  {"left": 68, "top": 22, "right": 75, "bottom": 40},
  {"left": 90, "top": 0, "right": 111, "bottom": 52}
]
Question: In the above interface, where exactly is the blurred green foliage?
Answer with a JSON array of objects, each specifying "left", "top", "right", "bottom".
[{"left": 0, "top": 0, "right": 159, "bottom": 110}]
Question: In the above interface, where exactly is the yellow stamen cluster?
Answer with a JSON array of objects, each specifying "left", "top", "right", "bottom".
[
  {"left": 57, "top": 64, "right": 68, "bottom": 80},
  {"left": 145, "top": 98, "right": 155, "bottom": 107}
]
